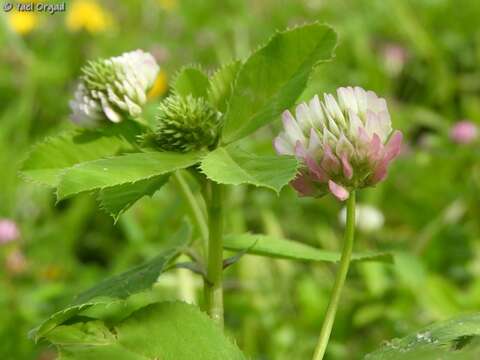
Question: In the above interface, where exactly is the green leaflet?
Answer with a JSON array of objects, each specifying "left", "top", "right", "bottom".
[
  {"left": 365, "top": 313, "right": 480, "bottom": 359},
  {"left": 221, "top": 23, "right": 337, "bottom": 144},
  {"left": 20, "top": 121, "right": 142, "bottom": 186},
  {"left": 172, "top": 66, "right": 210, "bottom": 99},
  {"left": 208, "top": 61, "right": 242, "bottom": 113},
  {"left": 224, "top": 233, "right": 394, "bottom": 263},
  {"left": 31, "top": 223, "right": 190, "bottom": 341},
  {"left": 98, "top": 175, "right": 170, "bottom": 221},
  {"left": 200, "top": 146, "right": 299, "bottom": 193},
  {"left": 48, "top": 302, "right": 246, "bottom": 360},
  {"left": 57, "top": 150, "right": 204, "bottom": 200}
]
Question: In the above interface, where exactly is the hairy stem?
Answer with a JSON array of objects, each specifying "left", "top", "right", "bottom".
[
  {"left": 312, "top": 191, "right": 356, "bottom": 360},
  {"left": 204, "top": 181, "right": 225, "bottom": 328}
]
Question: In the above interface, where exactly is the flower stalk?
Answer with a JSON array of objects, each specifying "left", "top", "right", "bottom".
[
  {"left": 313, "top": 191, "right": 356, "bottom": 360},
  {"left": 204, "top": 181, "right": 225, "bottom": 328},
  {"left": 172, "top": 173, "right": 225, "bottom": 327}
]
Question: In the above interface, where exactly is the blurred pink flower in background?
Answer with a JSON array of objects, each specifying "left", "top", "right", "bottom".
[
  {"left": 450, "top": 120, "right": 478, "bottom": 144},
  {"left": 274, "top": 87, "right": 403, "bottom": 201},
  {"left": 381, "top": 43, "right": 409, "bottom": 76},
  {"left": 0, "top": 219, "right": 20, "bottom": 245}
]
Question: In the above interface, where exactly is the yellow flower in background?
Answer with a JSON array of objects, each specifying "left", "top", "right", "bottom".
[
  {"left": 148, "top": 70, "right": 169, "bottom": 99},
  {"left": 7, "top": 11, "right": 39, "bottom": 35},
  {"left": 66, "top": 0, "right": 112, "bottom": 34},
  {"left": 158, "top": 0, "right": 178, "bottom": 11}
]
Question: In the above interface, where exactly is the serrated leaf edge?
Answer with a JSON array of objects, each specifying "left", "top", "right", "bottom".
[
  {"left": 31, "top": 244, "right": 185, "bottom": 342},
  {"left": 207, "top": 60, "right": 242, "bottom": 113},
  {"left": 55, "top": 151, "right": 203, "bottom": 201},
  {"left": 97, "top": 174, "right": 170, "bottom": 222},
  {"left": 19, "top": 130, "right": 81, "bottom": 187},
  {"left": 170, "top": 64, "right": 210, "bottom": 98},
  {"left": 199, "top": 147, "right": 300, "bottom": 194},
  {"left": 221, "top": 22, "right": 338, "bottom": 144}
]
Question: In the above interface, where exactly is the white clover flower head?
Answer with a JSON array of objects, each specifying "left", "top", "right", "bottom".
[
  {"left": 339, "top": 204, "right": 385, "bottom": 232},
  {"left": 274, "top": 86, "right": 403, "bottom": 201},
  {"left": 70, "top": 49, "right": 159, "bottom": 127}
]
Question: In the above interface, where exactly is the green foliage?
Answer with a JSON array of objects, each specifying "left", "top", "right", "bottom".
[
  {"left": 98, "top": 175, "right": 170, "bottom": 220},
  {"left": 221, "top": 23, "right": 337, "bottom": 144},
  {"left": 208, "top": 61, "right": 241, "bottom": 113},
  {"left": 47, "top": 302, "right": 246, "bottom": 360},
  {"left": 365, "top": 313, "right": 480, "bottom": 359},
  {"left": 31, "top": 223, "right": 190, "bottom": 341},
  {"left": 172, "top": 66, "right": 210, "bottom": 99},
  {"left": 45, "top": 321, "right": 116, "bottom": 347},
  {"left": 5, "top": 1, "right": 480, "bottom": 359},
  {"left": 224, "top": 233, "right": 393, "bottom": 263},
  {"left": 57, "top": 151, "right": 204, "bottom": 200},
  {"left": 200, "top": 146, "right": 299, "bottom": 193},
  {"left": 21, "top": 121, "right": 142, "bottom": 186}
]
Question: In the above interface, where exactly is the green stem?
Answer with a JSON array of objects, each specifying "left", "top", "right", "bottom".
[
  {"left": 312, "top": 191, "right": 356, "bottom": 360},
  {"left": 204, "top": 181, "right": 225, "bottom": 328},
  {"left": 172, "top": 171, "right": 208, "bottom": 247}
]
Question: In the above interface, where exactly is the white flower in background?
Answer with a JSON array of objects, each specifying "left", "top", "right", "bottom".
[
  {"left": 70, "top": 49, "right": 159, "bottom": 127},
  {"left": 274, "top": 86, "right": 403, "bottom": 201},
  {"left": 339, "top": 204, "right": 384, "bottom": 232}
]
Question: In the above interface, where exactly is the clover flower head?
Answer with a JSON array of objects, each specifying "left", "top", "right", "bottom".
[
  {"left": 274, "top": 86, "right": 403, "bottom": 201},
  {"left": 70, "top": 49, "right": 159, "bottom": 127},
  {"left": 450, "top": 120, "right": 478, "bottom": 144},
  {"left": 0, "top": 219, "right": 20, "bottom": 245},
  {"left": 143, "top": 95, "right": 222, "bottom": 153}
]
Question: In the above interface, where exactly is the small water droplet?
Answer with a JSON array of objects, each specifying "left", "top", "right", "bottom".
[
  {"left": 383, "top": 338, "right": 402, "bottom": 350},
  {"left": 416, "top": 331, "right": 433, "bottom": 343}
]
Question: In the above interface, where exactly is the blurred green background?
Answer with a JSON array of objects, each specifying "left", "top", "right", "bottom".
[{"left": 1, "top": 0, "right": 479, "bottom": 359}]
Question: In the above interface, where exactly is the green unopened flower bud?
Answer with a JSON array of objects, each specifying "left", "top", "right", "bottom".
[{"left": 145, "top": 95, "right": 222, "bottom": 153}]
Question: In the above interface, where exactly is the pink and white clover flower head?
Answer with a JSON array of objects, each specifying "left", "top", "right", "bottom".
[{"left": 274, "top": 86, "right": 403, "bottom": 201}]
